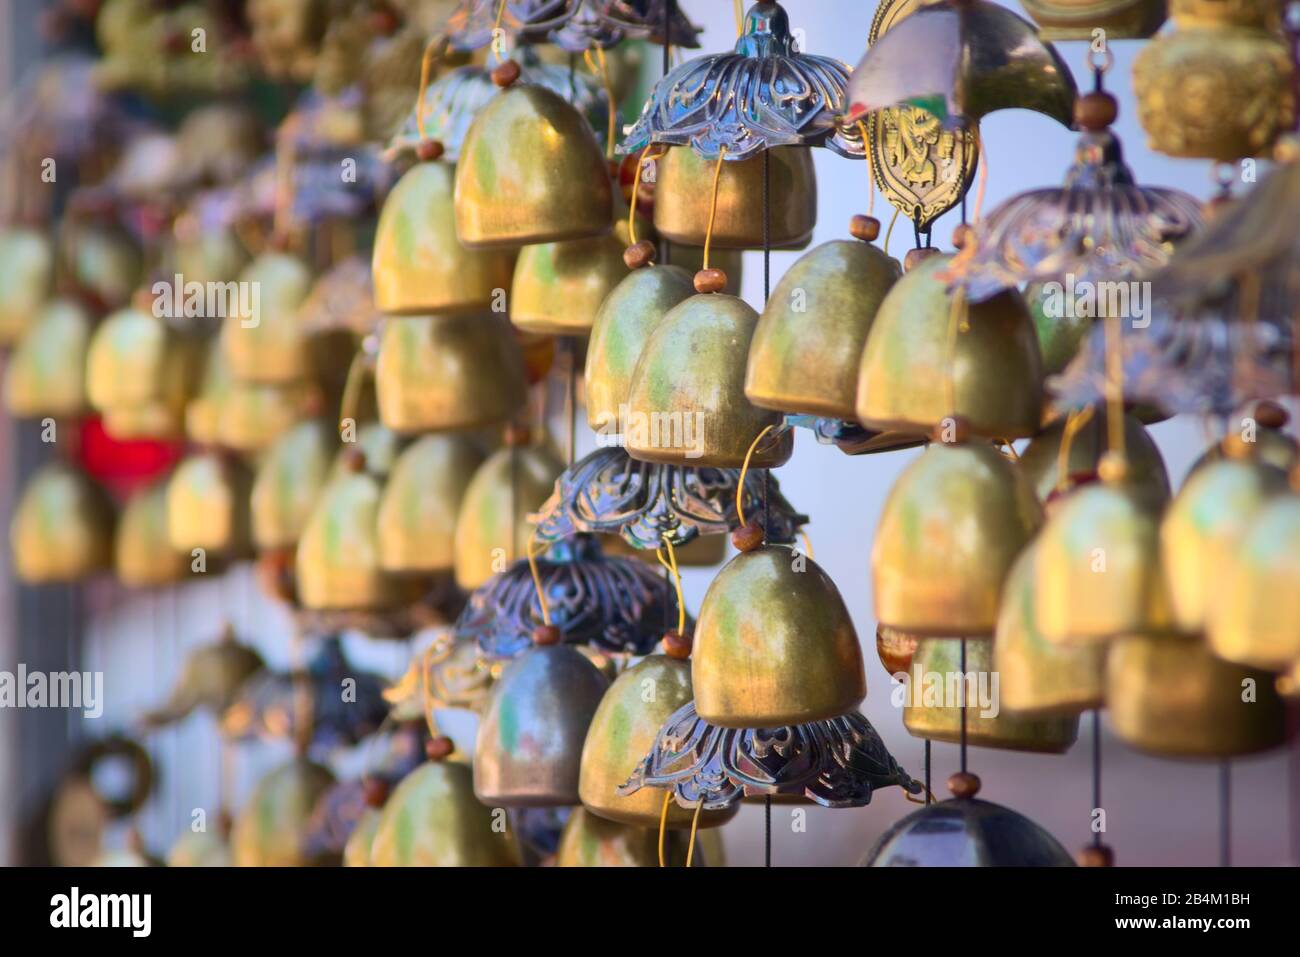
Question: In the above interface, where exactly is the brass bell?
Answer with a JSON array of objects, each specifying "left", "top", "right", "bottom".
[
  {"left": 556, "top": 807, "right": 698, "bottom": 867},
  {"left": 231, "top": 759, "right": 336, "bottom": 866},
  {"left": 653, "top": 147, "right": 816, "bottom": 249},
  {"left": 454, "top": 82, "right": 613, "bottom": 247},
  {"left": 371, "top": 158, "right": 516, "bottom": 315},
  {"left": 694, "top": 546, "right": 865, "bottom": 727},
  {"left": 579, "top": 654, "right": 738, "bottom": 829},
  {"left": 116, "top": 481, "right": 190, "bottom": 589},
  {"left": 4, "top": 299, "right": 90, "bottom": 419},
  {"left": 167, "top": 452, "right": 252, "bottom": 557},
  {"left": 1107, "top": 631, "right": 1287, "bottom": 757},
  {"left": 856, "top": 255, "right": 1044, "bottom": 440},
  {"left": 369, "top": 760, "right": 519, "bottom": 866},
  {"left": 59, "top": 220, "right": 142, "bottom": 310},
  {"left": 1017, "top": 409, "right": 1170, "bottom": 505},
  {"left": 250, "top": 419, "right": 335, "bottom": 551},
  {"left": 173, "top": 223, "right": 249, "bottom": 290},
  {"left": 1020, "top": 0, "right": 1166, "bottom": 40},
  {"left": 747, "top": 238, "right": 901, "bottom": 421},
  {"left": 0, "top": 226, "right": 53, "bottom": 346},
  {"left": 342, "top": 808, "right": 380, "bottom": 867},
  {"left": 584, "top": 264, "right": 695, "bottom": 432},
  {"left": 332, "top": 421, "right": 402, "bottom": 480},
  {"left": 873, "top": 441, "right": 1043, "bottom": 636},
  {"left": 903, "top": 637, "right": 1079, "bottom": 753},
  {"left": 219, "top": 251, "right": 314, "bottom": 384},
  {"left": 184, "top": 344, "right": 232, "bottom": 446},
  {"left": 217, "top": 379, "right": 317, "bottom": 455},
  {"left": 625, "top": 294, "right": 793, "bottom": 468},
  {"left": 10, "top": 463, "right": 114, "bottom": 584},
  {"left": 509, "top": 233, "right": 627, "bottom": 336},
  {"left": 474, "top": 643, "right": 611, "bottom": 807},
  {"left": 378, "top": 433, "right": 484, "bottom": 574},
  {"left": 166, "top": 829, "right": 232, "bottom": 867},
  {"left": 375, "top": 313, "right": 528, "bottom": 433},
  {"left": 142, "top": 626, "right": 265, "bottom": 726}
]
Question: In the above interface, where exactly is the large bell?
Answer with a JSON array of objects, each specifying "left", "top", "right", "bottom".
[
  {"left": 231, "top": 759, "right": 335, "bottom": 866},
  {"left": 369, "top": 759, "right": 519, "bottom": 866},
  {"left": 250, "top": 419, "right": 334, "bottom": 551},
  {"left": 372, "top": 158, "right": 517, "bottom": 314},
  {"left": 217, "top": 379, "right": 317, "bottom": 455},
  {"left": 555, "top": 807, "right": 698, "bottom": 867},
  {"left": 509, "top": 233, "right": 627, "bottom": 336},
  {"left": 166, "top": 452, "right": 252, "bottom": 557},
  {"left": 378, "top": 433, "right": 484, "bottom": 574},
  {"left": 219, "top": 251, "right": 314, "bottom": 384},
  {"left": 116, "top": 481, "right": 190, "bottom": 589},
  {"left": 342, "top": 808, "right": 380, "bottom": 867},
  {"left": 0, "top": 226, "right": 52, "bottom": 346},
  {"left": 856, "top": 255, "right": 1043, "bottom": 440},
  {"left": 694, "top": 545, "right": 865, "bottom": 727},
  {"left": 747, "top": 238, "right": 901, "bottom": 421},
  {"left": 1020, "top": 0, "right": 1166, "bottom": 39},
  {"left": 453, "top": 80, "right": 613, "bottom": 247},
  {"left": 474, "top": 642, "right": 610, "bottom": 807},
  {"left": 1017, "top": 409, "right": 1170, "bottom": 505},
  {"left": 653, "top": 146, "right": 816, "bottom": 249},
  {"left": 375, "top": 313, "right": 527, "bottom": 433},
  {"left": 10, "top": 463, "right": 114, "bottom": 584},
  {"left": 579, "top": 654, "right": 737, "bottom": 829},
  {"left": 4, "top": 299, "right": 90, "bottom": 419},
  {"left": 873, "top": 441, "right": 1042, "bottom": 636},
  {"left": 625, "top": 294, "right": 793, "bottom": 468}
]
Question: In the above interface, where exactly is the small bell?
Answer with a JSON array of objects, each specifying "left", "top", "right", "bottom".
[
  {"left": 0, "top": 226, "right": 53, "bottom": 346},
  {"left": 166, "top": 829, "right": 232, "bottom": 868},
  {"left": 219, "top": 251, "right": 314, "bottom": 384},
  {"left": 115, "top": 481, "right": 191, "bottom": 589},
  {"left": 231, "top": 759, "right": 336, "bottom": 866},
  {"left": 166, "top": 452, "right": 253, "bottom": 557},
  {"left": 10, "top": 463, "right": 114, "bottom": 584},
  {"left": 509, "top": 233, "right": 627, "bottom": 336},
  {"left": 142, "top": 627, "right": 265, "bottom": 727},
  {"left": 60, "top": 220, "right": 142, "bottom": 310},
  {"left": 250, "top": 419, "right": 335, "bottom": 551},
  {"left": 377, "top": 433, "right": 484, "bottom": 574},
  {"left": 184, "top": 344, "right": 234, "bottom": 446},
  {"left": 342, "top": 808, "right": 381, "bottom": 867},
  {"left": 873, "top": 440, "right": 1042, "bottom": 636},
  {"left": 1019, "top": 0, "right": 1166, "bottom": 39},
  {"left": 1017, "top": 409, "right": 1170, "bottom": 505},
  {"left": 555, "top": 807, "right": 697, "bottom": 867},
  {"left": 4, "top": 299, "right": 90, "bottom": 419},
  {"left": 217, "top": 378, "right": 317, "bottom": 454}
]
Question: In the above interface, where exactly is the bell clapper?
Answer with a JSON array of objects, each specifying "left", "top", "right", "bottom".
[
  {"left": 491, "top": 59, "right": 521, "bottom": 89},
  {"left": 425, "top": 735, "right": 456, "bottom": 762},
  {"left": 947, "top": 770, "right": 980, "bottom": 799},
  {"left": 850, "top": 214, "right": 881, "bottom": 243},
  {"left": 624, "top": 239, "right": 656, "bottom": 270}
]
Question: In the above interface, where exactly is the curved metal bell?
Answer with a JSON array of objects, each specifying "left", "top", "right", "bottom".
[
  {"left": 1189, "top": 426, "right": 1298, "bottom": 477},
  {"left": 251, "top": 419, "right": 335, "bottom": 551},
  {"left": 4, "top": 299, "right": 90, "bottom": 419},
  {"left": 903, "top": 637, "right": 1078, "bottom": 752},
  {"left": 376, "top": 313, "right": 527, "bottom": 433},
  {"left": 626, "top": 294, "right": 793, "bottom": 468},
  {"left": 695, "top": 545, "right": 865, "bottom": 727},
  {"left": 653, "top": 146, "right": 816, "bottom": 249},
  {"left": 166, "top": 830, "right": 232, "bottom": 868},
  {"left": 60, "top": 221, "right": 142, "bottom": 311},
  {"left": 10, "top": 463, "right": 114, "bottom": 584},
  {"left": 474, "top": 644, "right": 610, "bottom": 807},
  {"left": 0, "top": 226, "right": 53, "bottom": 346},
  {"left": 371, "top": 159, "right": 517, "bottom": 315},
  {"left": 166, "top": 452, "right": 252, "bottom": 557},
  {"left": 510, "top": 233, "right": 627, "bottom": 335},
  {"left": 231, "top": 759, "right": 336, "bottom": 866},
  {"left": 378, "top": 433, "right": 484, "bottom": 574},
  {"left": 142, "top": 627, "right": 265, "bottom": 727},
  {"left": 873, "top": 441, "right": 1043, "bottom": 636},
  {"left": 556, "top": 807, "right": 697, "bottom": 867},
  {"left": 1017, "top": 410, "right": 1170, "bottom": 506},
  {"left": 580, "top": 655, "right": 737, "bottom": 829},
  {"left": 219, "top": 251, "right": 314, "bottom": 384},
  {"left": 184, "top": 344, "right": 234, "bottom": 446},
  {"left": 341, "top": 808, "right": 380, "bottom": 867},
  {"left": 217, "top": 378, "right": 316, "bottom": 454},
  {"left": 748, "top": 238, "right": 901, "bottom": 421},
  {"left": 115, "top": 481, "right": 190, "bottom": 589},
  {"left": 453, "top": 82, "right": 613, "bottom": 247},
  {"left": 856, "top": 255, "right": 1044, "bottom": 439},
  {"left": 1019, "top": 0, "right": 1166, "bottom": 39}
]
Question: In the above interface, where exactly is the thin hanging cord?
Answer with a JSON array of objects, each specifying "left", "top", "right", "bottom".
[
  {"left": 959, "top": 638, "right": 968, "bottom": 774},
  {"left": 564, "top": 338, "right": 577, "bottom": 467},
  {"left": 702, "top": 147, "right": 728, "bottom": 270},
  {"left": 924, "top": 740, "right": 932, "bottom": 805},
  {"left": 658, "top": 790, "right": 671, "bottom": 867},
  {"left": 660, "top": 0, "right": 673, "bottom": 265},
  {"left": 1092, "top": 709, "right": 1102, "bottom": 848},
  {"left": 764, "top": 795, "right": 772, "bottom": 867},
  {"left": 762, "top": 147, "right": 774, "bottom": 870},
  {"left": 1220, "top": 760, "right": 1232, "bottom": 867}
]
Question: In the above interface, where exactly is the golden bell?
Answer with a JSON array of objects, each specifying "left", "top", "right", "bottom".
[
  {"left": 0, "top": 226, "right": 53, "bottom": 346},
  {"left": 1188, "top": 426, "right": 1298, "bottom": 476},
  {"left": 173, "top": 224, "right": 249, "bottom": 289},
  {"left": 231, "top": 759, "right": 335, "bottom": 866},
  {"left": 371, "top": 159, "right": 516, "bottom": 315},
  {"left": 579, "top": 654, "right": 738, "bottom": 828},
  {"left": 747, "top": 239, "right": 901, "bottom": 421},
  {"left": 1107, "top": 631, "right": 1287, "bottom": 757},
  {"left": 903, "top": 637, "right": 1079, "bottom": 753},
  {"left": 142, "top": 626, "right": 265, "bottom": 726},
  {"left": 219, "top": 251, "right": 314, "bottom": 383},
  {"left": 584, "top": 264, "right": 695, "bottom": 431},
  {"left": 453, "top": 442, "right": 563, "bottom": 590},
  {"left": 994, "top": 543, "right": 1105, "bottom": 716},
  {"left": 378, "top": 433, "right": 484, "bottom": 574},
  {"left": 369, "top": 760, "right": 519, "bottom": 866},
  {"left": 856, "top": 255, "right": 1043, "bottom": 439},
  {"left": 375, "top": 313, "right": 528, "bottom": 433},
  {"left": 873, "top": 441, "right": 1043, "bottom": 636},
  {"left": 509, "top": 234, "right": 627, "bottom": 336},
  {"left": 653, "top": 147, "right": 816, "bottom": 249},
  {"left": 4, "top": 299, "right": 90, "bottom": 419},
  {"left": 333, "top": 421, "right": 402, "bottom": 479},
  {"left": 454, "top": 83, "right": 613, "bottom": 247},
  {"left": 1017, "top": 409, "right": 1170, "bottom": 505},
  {"left": 474, "top": 644, "right": 611, "bottom": 807},
  {"left": 166, "top": 830, "right": 232, "bottom": 867},
  {"left": 1160, "top": 457, "right": 1287, "bottom": 634},
  {"left": 116, "top": 481, "right": 190, "bottom": 588},
  {"left": 625, "top": 294, "right": 794, "bottom": 468},
  {"left": 166, "top": 452, "right": 253, "bottom": 557},
  {"left": 59, "top": 220, "right": 142, "bottom": 310},
  {"left": 217, "top": 379, "right": 316, "bottom": 454},
  {"left": 694, "top": 546, "right": 865, "bottom": 727},
  {"left": 250, "top": 419, "right": 334, "bottom": 551},
  {"left": 342, "top": 808, "right": 380, "bottom": 867},
  {"left": 1019, "top": 0, "right": 1166, "bottom": 39},
  {"left": 10, "top": 463, "right": 114, "bottom": 584},
  {"left": 184, "top": 344, "right": 232, "bottom": 446},
  {"left": 556, "top": 807, "right": 700, "bottom": 867}
]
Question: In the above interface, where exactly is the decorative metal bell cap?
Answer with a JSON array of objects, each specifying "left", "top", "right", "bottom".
[
  {"left": 378, "top": 433, "right": 484, "bottom": 575},
  {"left": 873, "top": 441, "right": 1042, "bottom": 636},
  {"left": 549, "top": 0, "right": 702, "bottom": 51},
  {"left": 142, "top": 626, "right": 265, "bottom": 728},
  {"left": 219, "top": 250, "right": 314, "bottom": 384},
  {"left": 626, "top": 294, "right": 794, "bottom": 468},
  {"left": 231, "top": 759, "right": 336, "bottom": 867},
  {"left": 10, "top": 462, "right": 114, "bottom": 584},
  {"left": 376, "top": 313, "right": 528, "bottom": 433},
  {"left": 0, "top": 226, "right": 53, "bottom": 346},
  {"left": 251, "top": 419, "right": 334, "bottom": 551},
  {"left": 856, "top": 254, "right": 1044, "bottom": 440},
  {"left": 115, "top": 481, "right": 191, "bottom": 589},
  {"left": 509, "top": 233, "right": 627, "bottom": 335},
  {"left": 166, "top": 452, "right": 252, "bottom": 557},
  {"left": 474, "top": 641, "right": 610, "bottom": 807},
  {"left": 843, "top": 0, "right": 1077, "bottom": 130},
  {"left": 4, "top": 299, "right": 90, "bottom": 419},
  {"left": 1017, "top": 409, "right": 1170, "bottom": 506},
  {"left": 556, "top": 807, "right": 699, "bottom": 867},
  {"left": 1019, "top": 0, "right": 1166, "bottom": 39}
]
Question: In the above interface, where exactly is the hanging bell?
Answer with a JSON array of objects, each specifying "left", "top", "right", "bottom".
[
  {"left": 250, "top": 419, "right": 335, "bottom": 551},
  {"left": 218, "top": 379, "right": 317, "bottom": 454},
  {"left": 474, "top": 641, "right": 611, "bottom": 806},
  {"left": 377, "top": 433, "right": 484, "bottom": 574},
  {"left": 1019, "top": 0, "right": 1166, "bottom": 39},
  {"left": 142, "top": 626, "right": 265, "bottom": 727},
  {"left": 166, "top": 452, "right": 253, "bottom": 558},
  {"left": 375, "top": 313, "right": 528, "bottom": 433},
  {"left": 873, "top": 440, "right": 1043, "bottom": 636},
  {"left": 115, "top": 480, "right": 191, "bottom": 589},
  {"left": 453, "top": 79, "right": 613, "bottom": 247},
  {"left": 219, "top": 251, "right": 314, "bottom": 384},
  {"left": 372, "top": 157, "right": 517, "bottom": 314},
  {"left": 231, "top": 759, "right": 336, "bottom": 866},
  {"left": 166, "top": 829, "right": 232, "bottom": 868},
  {"left": 4, "top": 299, "right": 90, "bottom": 419},
  {"left": 10, "top": 463, "right": 114, "bottom": 584},
  {"left": 509, "top": 233, "right": 627, "bottom": 336},
  {"left": 556, "top": 807, "right": 698, "bottom": 867},
  {"left": 0, "top": 226, "right": 53, "bottom": 346},
  {"left": 342, "top": 808, "right": 381, "bottom": 867},
  {"left": 184, "top": 344, "right": 234, "bottom": 447},
  {"left": 59, "top": 220, "right": 142, "bottom": 311},
  {"left": 1017, "top": 409, "right": 1170, "bottom": 506}
]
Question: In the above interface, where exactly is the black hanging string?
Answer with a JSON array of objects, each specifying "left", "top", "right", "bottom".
[
  {"left": 764, "top": 794, "right": 773, "bottom": 866},
  {"left": 959, "top": 638, "right": 968, "bottom": 774},
  {"left": 1220, "top": 760, "right": 1232, "bottom": 867},
  {"left": 924, "top": 740, "right": 932, "bottom": 805},
  {"left": 659, "top": 0, "right": 674, "bottom": 266},
  {"left": 762, "top": 146, "right": 774, "bottom": 868},
  {"left": 1092, "top": 708, "right": 1103, "bottom": 848},
  {"left": 563, "top": 337, "right": 577, "bottom": 467}
]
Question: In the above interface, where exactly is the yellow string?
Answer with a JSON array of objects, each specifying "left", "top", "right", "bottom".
[
  {"left": 1056, "top": 405, "right": 1096, "bottom": 493},
  {"left": 591, "top": 47, "right": 617, "bottom": 161},
  {"left": 733, "top": 0, "right": 744, "bottom": 35},
  {"left": 855, "top": 120, "right": 875, "bottom": 217},
  {"left": 1104, "top": 313, "right": 1126, "bottom": 459},
  {"left": 628, "top": 147, "right": 667, "bottom": 246},
  {"left": 492, "top": 0, "right": 510, "bottom": 59},
  {"left": 905, "top": 787, "right": 936, "bottom": 805},
  {"left": 685, "top": 801, "right": 703, "bottom": 866},
  {"left": 419, "top": 643, "right": 445, "bottom": 739},
  {"left": 736, "top": 424, "right": 775, "bottom": 527},
  {"left": 943, "top": 287, "right": 967, "bottom": 421},
  {"left": 655, "top": 535, "right": 687, "bottom": 635},
  {"left": 657, "top": 790, "right": 671, "bottom": 867},
  {"left": 702, "top": 146, "right": 728, "bottom": 270},
  {"left": 799, "top": 530, "right": 815, "bottom": 560},
  {"left": 526, "top": 531, "right": 552, "bottom": 626},
  {"left": 338, "top": 349, "right": 369, "bottom": 437},
  {"left": 415, "top": 35, "right": 447, "bottom": 142},
  {"left": 883, "top": 207, "right": 900, "bottom": 258}
]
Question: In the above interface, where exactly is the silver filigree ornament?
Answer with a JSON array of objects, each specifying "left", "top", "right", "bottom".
[
  {"left": 550, "top": 0, "right": 702, "bottom": 52},
  {"left": 621, "top": 1, "right": 863, "bottom": 161},
  {"left": 444, "top": 0, "right": 575, "bottom": 52},
  {"left": 531, "top": 447, "right": 807, "bottom": 551},
  {"left": 619, "top": 702, "right": 923, "bottom": 810}
]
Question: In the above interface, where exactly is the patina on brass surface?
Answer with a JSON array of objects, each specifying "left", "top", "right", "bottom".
[
  {"left": 4, "top": 299, "right": 90, "bottom": 419},
  {"left": 11, "top": 463, "right": 114, "bottom": 584},
  {"left": 219, "top": 251, "right": 314, "bottom": 384},
  {"left": 510, "top": 233, "right": 627, "bottom": 336},
  {"left": 1211, "top": 495, "right": 1300, "bottom": 670},
  {"left": 378, "top": 433, "right": 484, "bottom": 574},
  {"left": 1020, "top": 0, "right": 1166, "bottom": 39},
  {"left": 232, "top": 759, "right": 336, "bottom": 867},
  {"left": 251, "top": 420, "right": 334, "bottom": 551},
  {"left": 1017, "top": 409, "right": 1170, "bottom": 506},
  {"left": 86, "top": 305, "right": 201, "bottom": 440},
  {"left": 166, "top": 452, "right": 253, "bottom": 557},
  {"left": 116, "top": 481, "right": 191, "bottom": 589},
  {"left": 555, "top": 807, "right": 698, "bottom": 867}
]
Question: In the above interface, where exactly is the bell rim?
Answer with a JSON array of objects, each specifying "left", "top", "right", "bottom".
[
  {"left": 854, "top": 412, "right": 1040, "bottom": 442},
  {"left": 456, "top": 222, "right": 614, "bottom": 250},
  {"left": 625, "top": 435, "right": 794, "bottom": 470}
]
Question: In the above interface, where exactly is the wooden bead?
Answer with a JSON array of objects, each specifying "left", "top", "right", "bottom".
[
  {"left": 491, "top": 59, "right": 521, "bottom": 88},
  {"left": 931, "top": 415, "right": 971, "bottom": 445},
  {"left": 850, "top": 214, "right": 880, "bottom": 242},
  {"left": 1097, "top": 450, "right": 1129, "bottom": 483},
  {"left": 694, "top": 268, "right": 727, "bottom": 294},
  {"left": 425, "top": 736, "right": 456, "bottom": 761},
  {"left": 1077, "top": 844, "right": 1115, "bottom": 867},
  {"left": 341, "top": 448, "right": 367, "bottom": 473},
  {"left": 1074, "top": 91, "right": 1118, "bottom": 131},
  {"left": 532, "top": 624, "right": 562, "bottom": 646},
  {"left": 663, "top": 630, "right": 693, "bottom": 660},
  {"left": 904, "top": 246, "right": 940, "bottom": 272},
  {"left": 362, "top": 777, "right": 390, "bottom": 808},
  {"left": 504, "top": 422, "right": 531, "bottom": 447},
  {"left": 1222, "top": 431, "right": 1253, "bottom": 461},
  {"left": 951, "top": 223, "right": 974, "bottom": 250},
  {"left": 416, "top": 139, "right": 445, "bottom": 163},
  {"left": 1254, "top": 400, "right": 1289, "bottom": 430},
  {"left": 623, "top": 239, "right": 656, "bottom": 270},
  {"left": 730, "top": 521, "right": 765, "bottom": 553},
  {"left": 947, "top": 770, "right": 981, "bottom": 799}
]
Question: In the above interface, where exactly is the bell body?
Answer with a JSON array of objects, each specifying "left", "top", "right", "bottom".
[
  {"left": 579, "top": 655, "right": 737, "bottom": 828},
  {"left": 454, "top": 83, "right": 613, "bottom": 247},
  {"left": 474, "top": 644, "right": 610, "bottom": 807},
  {"left": 86, "top": 305, "right": 200, "bottom": 439},
  {"left": 217, "top": 379, "right": 315, "bottom": 454},
  {"left": 873, "top": 442, "right": 1042, "bottom": 636},
  {"left": 1020, "top": 0, "right": 1166, "bottom": 39},
  {"left": 865, "top": 797, "right": 1074, "bottom": 866},
  {"left": 10, "top": 464, "right": 114, "bottom": 584},
  {"left": 220, "top": 251, "right": 314, "bottom": 384},
  {"left": 584, "top": 265, "right": 695, "bottom": 431},
  {"left": 116, "top": 481, "right": 190, "bottom": 588},
  {"left": 166, "top": 830, "right": 231, "bottom": 867},
  {"left": 653, "top": 147, "right": 816, "bottom": 249},
  {"left": 1017, "top": 411, "right": 1170, "bottom": 505},
  {"left": 0, "top": 226, "right": 53, "bottom": 346},
  {"left": 1211, "top": 496, "right": 1300, "bottom": 670},
  {"left": 376, "top": 313, "right": 527, "bottom": 433},
  {"left": 342, "top": 808, "right": 380, "bottom": 867},
  {"left": 166, "top": 453, "right": 252, "bottom": 556},
  {"left": 694, "top": 546, "right": 865, "bottom": 727},
  {"left": 509, "top": 234, "right": 627, "bottom": 336},
  {"left": 556, "top": 808, "right": 696, "bottom": 867},
  {"left": 232, "top": 759, "right": 335, "bottom": 866},
  {"left": 378, "top": 433, "right": 484, "bottom": 573},
  {"left": 4, "top": 299, "right": 90, "bottom": 419},
  {"left": 251, "top": 420, "right": 334, "bottom": 550},
  {"left": 856, "top": 255, "right": 1043, "bottom": 439},
  {"left": 625, "top": 294, "right": 793, "bottom": 468},
  {"left": 747, "top": 239, "right": 901, "bottom": 420}
]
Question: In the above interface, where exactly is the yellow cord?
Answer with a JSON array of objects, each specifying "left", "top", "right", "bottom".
[
  {"left": 658, "top": 790, "right": 671, "bottom": 867},
  {"left": 685, "top": 801, "right": 703, "bottom": 866},
  {"left": 734, "top": 0, "right": 744, "bottom": 35},
  {"left": 799, "top": 530, "right": 815, "bottom": 560},
  {"left": 883, "top": 207, "right": 900, "bottom": 258},
  {"left": 736, "top": 424, "right": 775, "bottom": 528},
  {"left": 1104, "top": 314, "right": 1126, "bottom": 459},
  {"left": 338, "top": 349, "right": 369, "bottom": 438},
  {"left": 415, "top": 35, "right": 447, "bottom": 142},
  {"left": 702, "top": 146, "right": 728, "bottom": 270},
  {"left": 855, "top": 120, "right": 875, "bottom": 217},
  {"left": 526, "top": 531, "right": 552, "bottom": 626},
  {"left": 655, "top": 535, "right": 687, "bottom": 635},
  {"left": 1056, "top": 405, "right": 1096, "bottom": 492},
  {"left": 999, "top": 439, "right": 1020, "bottom": 462},
  {"left": 584, "top": 47, "right": 618, "bottom": 161},
  {"left": 628, "top": 147, "right": 667, "bottom": 247}
]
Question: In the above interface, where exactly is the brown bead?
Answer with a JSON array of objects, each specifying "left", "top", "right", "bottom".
[
  {"left": 730, "top": 521, "right": 765, "bottom": 553},
  {"left": 341, "top": 447, "right": 367, "bottom": 473},
  {"left": 1077, "top": 844, "right": 1115, "bottom": 867},
  {"left": 504, "top": 422, "right": 531, "bottom": 447},
  {"left": 623, "top": 239, "right": 656, "bottom": 270},
  {"left": 947, "top": 770, "right": 981, "bottom": 799},
  {"left": 694, "top": 268, "right": 727, "bottom": 295},
  {"left": 416, "top": 139, "right": 445, "bottom": 163},
  {"left": 362, "top": 777, "right": 390, "bottom": 808},
  {"left": 904, "top": 246, "right": 941, "bottom": 272},
  {"left": 850, "top": 214, "right": 881, "bottom": 242},
  {"left": 1097, "top": 450, "right": 1129, "bottom": 484},
  {"left": 532, "top": 624, "right": 562, "bottom": 646},
  {"left": 370, "top": 9, "right": 400, "bottom": 35},
  {"left": 1254, "top": 400, "right": 1289, "bottom": 430},
  {"left": 1203, "top": 192, "right": 1235, "bottom": 221},
  {"left": 663, "top": 630, "right": 692, "bottom": 660},
  {"left": 931, "top": 415, "right": 971, "bottom": 445},
  {"left": 131, "top": 288, "right": 156, "bottom": 313},
  {"left": 1074, "top": 91, "right": 1118, "bottom": 131},
  {"left": 491, "top": 59, "right": 521, "bottom": 88},
  {"left": 217, "top": 809, "right": 234, "bottom": 839},
  {"left": 951, "top": 223, "right": 974, "bottom": 250},
  {"left": 425, "top": 736, "right": 456, "bottom": 761},
  {"left": 1222, "top": 431, "right": 1253, "bottom": 461}
]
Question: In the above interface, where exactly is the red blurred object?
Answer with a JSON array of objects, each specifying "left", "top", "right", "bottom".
[{"left": 75, "top": 416, "right": 182, "bottom": 498}]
